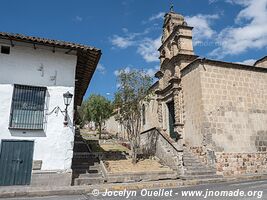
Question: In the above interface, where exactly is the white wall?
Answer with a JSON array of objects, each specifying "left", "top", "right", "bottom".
[{"left": 0, "top": 42, "right": 77, "bottom": 171}]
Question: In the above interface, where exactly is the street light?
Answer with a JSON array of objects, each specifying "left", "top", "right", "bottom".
[{"left": 63, "top": 91, "right": 73, "bottom": 125}]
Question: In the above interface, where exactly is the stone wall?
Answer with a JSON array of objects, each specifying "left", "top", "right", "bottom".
[
  {"left": 181, "top": 63, "right": 205, "bottom": 146},
  {"left": 199, "top": 63, "right": 267, "bottom": 152},
  {"left": 140, "top": 128, "right": 183, "bottom": 174},
  {"left": 188, "top": 146, "right": 267, "bottom": 176},
  {"left": 105, "top": 115, "right": 127, "bottom": 139},
  {"left": 215, "top": 152, "right": 267, "bottom": 176},
  {"left": 182, "top": 61, "right": 267, "bottom": 153}
]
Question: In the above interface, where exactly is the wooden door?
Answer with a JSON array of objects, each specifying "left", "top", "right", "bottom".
[
  {"left": 167, "top": 101, "right": 176, "bottom": 140},
  {"left": 0, "top": 140, "right": 34, "bottom": 186}
]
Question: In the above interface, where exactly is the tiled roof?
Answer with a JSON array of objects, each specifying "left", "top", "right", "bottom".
[{"left": 0, "top": 32, "right": 100, "bottom": 52}]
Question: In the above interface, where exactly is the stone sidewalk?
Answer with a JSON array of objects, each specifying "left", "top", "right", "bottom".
[{"left": 0, "top": 174, "right": 266, "bottom": 198}]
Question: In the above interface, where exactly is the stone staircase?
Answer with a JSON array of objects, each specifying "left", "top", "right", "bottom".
[
  {"left": 71, "top": 130, "right": 105, "bottom": 185},
  {"left": 182, "top": 147, "right": 221, "bottom": 180}
]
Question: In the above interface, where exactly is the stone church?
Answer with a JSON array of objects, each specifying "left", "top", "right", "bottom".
[{"left": 107, "top": 9, "right": 267, "bottom": 178}]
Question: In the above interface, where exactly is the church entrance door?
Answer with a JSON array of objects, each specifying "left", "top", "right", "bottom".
[{"left": 167, "top": 101, "right": 176, "bottom": 140}]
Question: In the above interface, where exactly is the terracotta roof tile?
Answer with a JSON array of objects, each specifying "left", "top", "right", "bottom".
[{"left": 0, "top": 32, "right": 100, "bottom": 52}]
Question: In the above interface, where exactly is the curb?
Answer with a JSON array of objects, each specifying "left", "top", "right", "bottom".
[{"left": 0, "top": 175, "right": 266, "bottom": 198}]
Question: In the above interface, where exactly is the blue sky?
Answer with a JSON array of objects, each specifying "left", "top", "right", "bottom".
[{"left": 1, "top": 0, "right": 266, "bottom": 101}]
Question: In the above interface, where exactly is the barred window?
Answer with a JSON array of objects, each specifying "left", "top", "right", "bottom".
[{"left": 9, "top": 85, "right": 47, "bottom": 130}]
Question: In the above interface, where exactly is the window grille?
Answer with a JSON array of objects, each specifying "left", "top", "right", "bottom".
[{"left": 9, "top": 84, "right": 47, "bottom": 130}]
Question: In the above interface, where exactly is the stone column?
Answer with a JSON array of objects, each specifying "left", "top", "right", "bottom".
[
  {"left": 171, "top": 41, "right": 179, "bottom": 57},
  {"left": 157, "top": 101, "right": 163, "bottom": 128},
  {"left": 173, "top": 88, "right": 185, "bottom": 146}
]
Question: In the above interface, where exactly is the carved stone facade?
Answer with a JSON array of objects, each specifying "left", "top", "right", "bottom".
[{"left": 154, "top": 11, "right": 198, "bottom": 147}]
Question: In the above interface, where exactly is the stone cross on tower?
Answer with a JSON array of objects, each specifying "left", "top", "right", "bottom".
[{"left": 170, "top": 2, "right": 174, "bottom": 12}]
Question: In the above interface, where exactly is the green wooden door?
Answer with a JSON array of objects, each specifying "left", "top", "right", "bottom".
[
  {"left": 0, "top": 140, "right": 34, "bottom": 186},
  {"left": 167, "top": 101, "right": 176, "bottom": 140}
]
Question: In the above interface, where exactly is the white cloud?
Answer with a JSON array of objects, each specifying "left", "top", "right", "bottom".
[
  {"left": 74, "top": 16, "right": 83, "bottom": 22},
  {"left": 209, "top": 0, "right": 218, "bottom": 4},
  {"left": 137, "top": 36, "right": 161, "bottom": 62},
  {"left": 143, "top": 66, "right": 160, "bottom": 77},
  {"left": 110, "top": 28, "right": 151, "bottom": 49},
  {"left": 237, "top": 59, "right": 256, "bottom": 65},
  {"left": 142, "top": 12, "right": 165, "bottom": 24},
  {"left": 96, "top": 64, "right": 106, "bottom": 74},
  {"left": 186, "top": 14, "right": 219, "bottom": 44},
  {"left": 114, "top": 65, "right": 159, "bottom": 78},
  {"left": 149, "top": 12, "right": 165, "bottom": 21},
  {"left": 110, "top": 27, "right": 161, "bottom": 63},
  {"left": 122, "top": 28, "right": 128, "bottom": 33},
  {"left": 114, "top": 66, "right": 131, "bottom": 76},
  {"left": 110, "top": 35, "right": 134, "bottom": 49},
  {"left": 210, "top": 0, "right": 267, "bottom": 58}
]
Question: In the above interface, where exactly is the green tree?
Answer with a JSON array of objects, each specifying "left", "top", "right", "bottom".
[
  {"left": 85, "top": 94, "right": 113, "bottom": 139},
  {"left": 76, "top": 101, "right": 87, "bottom": 128},
  {"left": 114, "top": 69, "right": 153, "bottom": 164}
]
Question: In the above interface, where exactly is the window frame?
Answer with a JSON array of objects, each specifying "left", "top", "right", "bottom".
[{"left": 9, "top": 84, "right": 47, "bottom": 130}]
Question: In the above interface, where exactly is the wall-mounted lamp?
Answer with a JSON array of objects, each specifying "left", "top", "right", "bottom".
[
  {"left": 46, "top": 91, "right": 73, "bottom": 126},
  {"left": 63, "top": 91, "right": 73, "bottom": 125}
]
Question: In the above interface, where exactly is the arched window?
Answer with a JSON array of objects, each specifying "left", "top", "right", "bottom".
[{"left": 142, "top": 104, "right": 146, "bottom": 125}]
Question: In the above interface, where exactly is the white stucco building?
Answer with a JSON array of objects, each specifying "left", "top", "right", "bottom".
[{"left": 0, "top": 32, "right": 101, "bottom": 186}]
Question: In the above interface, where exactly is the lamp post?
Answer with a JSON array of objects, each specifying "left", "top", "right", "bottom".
[{"left": 63, "top": 91, "right": 73, "bottom": 126}]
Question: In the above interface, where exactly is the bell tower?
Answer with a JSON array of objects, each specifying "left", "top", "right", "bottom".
[{"left": 159, "top": 6, "right": 194, "bottom": 64}]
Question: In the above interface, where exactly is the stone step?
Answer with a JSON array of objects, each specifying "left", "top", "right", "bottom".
[
  {"left": 183, "top": 161, "right": 203, "bottom": 166},
  {"left": 184, "top": 170, "right": 217, "bottom": 176},
  {"left": 89, "top": 165, "right": 100, "bottom": 170},
  {"left": 88, "top": 169, "right": 99, "bottom": 173},
  {"left": 72, "top": 169, "right": 88, "bottom": 174},
  {"left": 74, "top": 137, "right": 83, "bottom": 141},
  {"left": 73, "top": 145, "right": 89, "bottom": 152},
  {"left": 185, "top": 166, "right": 216, "bottom": 172},
  {"left": 183, "top": 159, "right": 202, "bottom": 163},
  {"left": 183, "top": 158, "right": 202, "bottom": 162},
  {"left": 74, "top": 141, "right": 85, "bottom": 144},
  {"left": 74, "top": 177, "right": 105, "bottom": 185},
  {"left": 183, "top": 154, "right": 199, "bottom": 158},
  {"left": 79, "top": 173, "right": 103, "bottom": 178},
  {"left": 72, "top": 162, "right": 99, "bottom": 167},
  {"left": 181, "top": 174, "right": 222, "bottom": 180},
  {"left": 72, "top": 162, "right": 99, "bottom": 166},
  {"left": 72, "top": 164, "right": 99, "bottom": 169},
  {"left": 183, "top": 157, "right": 201, "bottom": 160},
  {"left": 72, "top": 153, "right": 98, "bottom": 158},
  {"left": 72, "top": 157, "right": 99, "bottom": 161},
  {"left": 72, "top": 168, "right": 99, "bottom": 174},
  {"left": 184, "top": 166, "right": 215, "bottom": 171}
]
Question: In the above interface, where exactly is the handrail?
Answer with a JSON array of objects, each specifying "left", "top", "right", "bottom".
[{"left": 140, "top": 127, "right": 183, "bottom": 152}]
